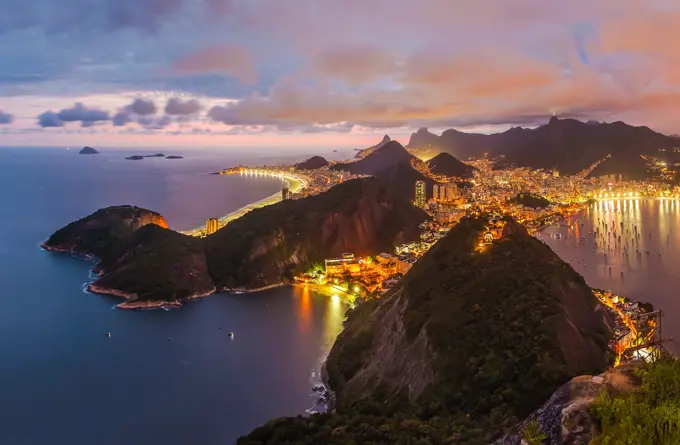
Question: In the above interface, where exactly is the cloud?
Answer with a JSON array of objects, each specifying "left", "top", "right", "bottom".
[
  {"left": 171, "top": 44, "right": 257, "bottom": 85},
  {"left": 0, "top": 110, "right": 13, "bottom": 124},
  {"left": 57, "top": 103, "right": 110, "bottom": 124},
  {"left": 37, "top": 111, "right": 64, "bottom": 127},
  {"left": 130, "top": 98, "right": 157, "bottom": 115},
  {"left": 308, "top": 45, "right": 397, "bottom": 86},
  {"left": 165, "top": 97, "right": 202, "bottom": 115}
]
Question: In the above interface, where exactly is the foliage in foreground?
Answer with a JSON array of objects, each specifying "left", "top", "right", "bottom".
[
  {"left": 520, "top": 419, "right": 547, "bottom": 445},
  {"left": 590, "top": 359, "right": 680, "bottom": 445}
]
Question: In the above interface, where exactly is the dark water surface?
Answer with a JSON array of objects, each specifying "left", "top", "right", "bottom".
[
  {"left": 538, "top": 199, "right": 680, "bottom": 355},
  {"left": 0, "top": 147, "right": 349, "bottom": 445}
]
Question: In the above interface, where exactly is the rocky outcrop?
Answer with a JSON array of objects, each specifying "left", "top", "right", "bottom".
[{"left": 494, "top": 362, "right": 643, "bottom": 445}]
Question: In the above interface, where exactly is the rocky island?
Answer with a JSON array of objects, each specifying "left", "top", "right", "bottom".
[
  {"left": 43, "top": 176, "right": 428, "bottom": 307},
  {"left": 239, "top": 216, "right": 615, "bottom": 444},
  {"left": 78, "top": 146, "right": 99, "bottom": 154},
  {"left": 125, "top": 153, "right": 182, "bottom": 160}
]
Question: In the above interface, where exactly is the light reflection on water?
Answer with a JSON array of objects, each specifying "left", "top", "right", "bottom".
[{"left": 537, "top": 199, "right": 680, "bottom": 355}]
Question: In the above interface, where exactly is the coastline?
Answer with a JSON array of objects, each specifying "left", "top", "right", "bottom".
[
  {"left": 87, "top": 282, "right": 217, "bottom": 310},
  {"left": 181, "top": 174, "right": 305, "bottom": 235}
]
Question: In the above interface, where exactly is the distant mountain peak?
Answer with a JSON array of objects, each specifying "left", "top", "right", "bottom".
[{"left": 549, "top": 115, "right": 559, "bottom": 124}]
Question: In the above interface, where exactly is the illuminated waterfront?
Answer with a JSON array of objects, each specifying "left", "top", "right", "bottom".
[{"left": 538, "top": 198, "right": 680, "bottom": 355}]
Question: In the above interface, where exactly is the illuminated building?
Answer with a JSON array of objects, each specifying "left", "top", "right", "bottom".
[
  {"left": 325, "top": 254, "right": 360, "bottom": 276},
  {"left": 432, "top": 184, "right": 439, "bottom": 200},
  {"left": 415, "top": 180, "right": 426, "bottom": 207},
  {"left": 282, "top": 187, "right": 290, "bottom": 200},
  {"left": 553, "top": 170, "right": 560, "bottom": 178},
  {"left": 446, "top": 182, "right": 457, "bottom": 201},
  {"left": 205, "top": 218, "right": 219, "bottom": 235}
]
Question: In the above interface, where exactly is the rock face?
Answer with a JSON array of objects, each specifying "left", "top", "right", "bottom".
[
  {"left": 295, "top": 156, "right": 329, "bottom": 170},
  {"left": 406, "top": 118, "right": 677, "bottom": 175},
  {"left": 238, "top": 216, "right": 614, "bottom": 444},
  {"left": 326, "top": 217, "right": 612, "bottom": 412},
  {"left": 330, "top": 141, "right": 414, "bottom": 175},
  {"left": 493, "top": 362, "right": 643, "bottom": 445},
  {"left": 426, "top": 152, "right": 476, "bottom": 178},
  {"left": 204, "top": 177, "right": 428, "bottom": 289},
  {"left": 79, "top": 146, "right": 99, "bottom": 154}
]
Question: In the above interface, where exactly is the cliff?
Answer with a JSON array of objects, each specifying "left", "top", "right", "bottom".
[
  {"left": 295, "top": 155, "right": 329, "bottom": 170},
  {"left": 240, "top": 216, "right": 614, "bottom": 444},
  {"left": 204, "top": 177, "right": 428, "bottom": 289},
  {"left": 407, "top": 118, "right": 677, "bottom": 175}
]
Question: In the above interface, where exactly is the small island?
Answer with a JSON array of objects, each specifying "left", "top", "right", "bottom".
[
  {"left": 79, "top": 146, "right": 99, "bottom": 154},
  {"left": 125, "top": 153, "right": 183, "bottom": 160}
]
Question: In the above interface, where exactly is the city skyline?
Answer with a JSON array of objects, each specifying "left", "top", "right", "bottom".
[{"left": 2, "top": 1, "right": 680, "bottom": 147}]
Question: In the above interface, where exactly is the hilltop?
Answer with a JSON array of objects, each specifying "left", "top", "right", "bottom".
[
  {"left": 508, "top": 192, "right": 552, "bottom": 209},
  {"left": 295, "top": 155, "right": 329, "bottom": 170},
  {"left": 43, "top": 178, "right": 428, "bottom": 305},
  {"left": 78, "top": 146, "right": 99, "bottom": 154},
  {"left": 330, "top": 140, "right": 415, "bottom": 175},
  {"left": 408, "top": 117, "right": 678, "bottom": 175},
  {"left": 426, "top": 152, "right": 476, "bottom": 178},
  {"left": 240, "top": 216, "right": 613, "bottom": 444},
  {"left": 354, "top": 135, "right": 391, "bottom": 159}
]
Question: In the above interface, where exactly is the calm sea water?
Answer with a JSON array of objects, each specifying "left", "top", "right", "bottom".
[
  {"left": 539, "top": 199, "right": 680, "bottom": 355},
  {"left": 0, "top": 147, "right": 350, "bottom": 445}
]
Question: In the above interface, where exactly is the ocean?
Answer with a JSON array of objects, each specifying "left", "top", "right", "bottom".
[{"left": 0, "top": 147, "right": 351, "bottom": 445}]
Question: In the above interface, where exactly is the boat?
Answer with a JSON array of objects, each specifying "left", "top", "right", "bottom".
[
  {"left": 105, "top": 332, "right": 111, "bottom": 338},
  {"left": 228, "top": 332, "right": 234, "bottom": 338}
]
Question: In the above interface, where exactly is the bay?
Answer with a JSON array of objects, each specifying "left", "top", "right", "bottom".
[{"left": 0, "top": 147, "right": 350, "bottom": 445}]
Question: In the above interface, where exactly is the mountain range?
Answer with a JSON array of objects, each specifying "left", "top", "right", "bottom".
[{"left": 407, "top": 116, "right": 679, "bottom": 176}]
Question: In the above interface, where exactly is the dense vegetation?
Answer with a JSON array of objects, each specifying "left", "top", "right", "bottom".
[
  {"left": 239, "top": 217, "right": 612, "bottom": 444},
  {"left": 591, "top": 359, "right": 680, "bottom": 445},
  {"left": 507, "top": 192, "right": 552, "bottom": 209},
  {"left": 203, "top": 177, "right": 428, "bottom": 289}
]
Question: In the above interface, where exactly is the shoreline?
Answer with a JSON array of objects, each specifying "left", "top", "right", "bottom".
[
  {"left": 181, "top": 174, "right": 305, "bottom": 235},
  {"left": 87, "top": 282, "right": 217, "bottom": 310}
]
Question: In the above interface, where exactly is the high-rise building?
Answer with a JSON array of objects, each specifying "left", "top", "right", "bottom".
[
  {"left": 415, "top": 180, "right": 426, "bottom": 208},
  {"left": 206, "top": 218, "right": 219, "bottom": 235},
  {"left": 446, "top": 182, "right": 457, "bottom": 201},
  {"left": 282, "top": 187, "right": 290, "bottom": 200},
  {"left": 439, "top": 184, "right": 447, "bottom": 201},
  {"left": 432, "top": 184, "right": 439, "bottom": 200}
]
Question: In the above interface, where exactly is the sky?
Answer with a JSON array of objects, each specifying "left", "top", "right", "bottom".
[{"left": 1, "top": 0, "right": 680, "bottom": 148}]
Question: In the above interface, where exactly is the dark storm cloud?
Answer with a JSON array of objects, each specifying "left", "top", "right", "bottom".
[
  {"left": 130, "top": 98, "right": 157, "bottom": 115},
  {"left": 165, "top": 97, "right": 202, "bottom": 115},
  {"left": 0, "top": 110, "right": 13, "bottom": 124}
]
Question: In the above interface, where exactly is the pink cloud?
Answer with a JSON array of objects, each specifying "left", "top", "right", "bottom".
[{"left": 171, "top": 44, "right": 257, "bottom": 85}]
